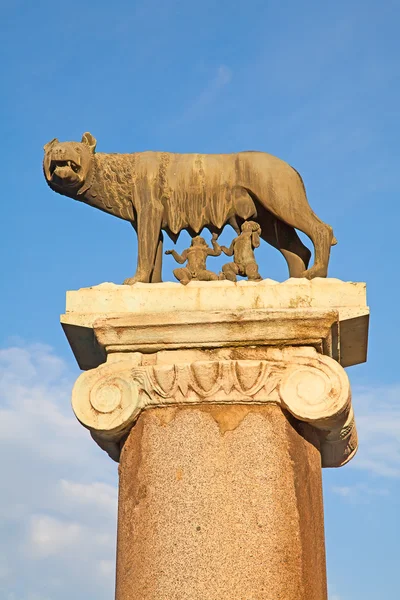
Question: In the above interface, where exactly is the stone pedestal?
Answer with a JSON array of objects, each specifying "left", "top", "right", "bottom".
[
  {"left": 62, "top": 279, "right": 369, "bottom": 600},
  {"left": 116, "top": 405, "right": 326, "bottom": 600}
]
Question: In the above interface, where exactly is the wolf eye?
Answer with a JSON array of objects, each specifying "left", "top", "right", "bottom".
[{"left": 75, "top": 147, "right": 82, "bottom": 153}]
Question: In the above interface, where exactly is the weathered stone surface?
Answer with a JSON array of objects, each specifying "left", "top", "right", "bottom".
[
  {"left": 64, "top": 278, "right": 366, "bottom": 316},
  {"left": 93, "top": 308, "right": 338, "bottom": 356},
  {"left": 61, "top": 279, "right": 368, "bottom": 600},
  {"left": 116, "top": 405, "right": 327, "bottom": 600},
  {"left": 61, "top": 278, "right": 369, "bottom": 369},
  {"left": 72, "top": 346, "right": 356, "bottom": 468}
]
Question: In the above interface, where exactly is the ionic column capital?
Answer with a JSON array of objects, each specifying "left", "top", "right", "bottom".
[{"left": 71, "top": 347, "right": 356, "bottom": 468}]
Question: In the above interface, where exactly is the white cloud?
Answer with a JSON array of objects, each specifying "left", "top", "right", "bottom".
[
  {"left": 0, "top": 343, "right": 118, "bottom": 600},
  {"left": 351, "top": 384, "right": 400, "bottom": 478},
  {"left": 26, "top": 513, "right": 116, "bottom": 560},
  {"left": 0, "top": 560, "right": 11, "bottom": 580},
  {"left": 98, "top": 559, "right": 115, "bottom": 578},
  {"left": 331, "top": 483, "right": 389, "bottom": 501},
  {"left": 59, "top": 480, "right": 117, "bottom": 516},
  {"left": 331, "top": 486, "right": 353, "bottom": 498},
  {"left": 0, "top": 344, "right": 82, "bottom": 462},
  {"left": 327, "top": 581, "right": 344, "bottom": 600},
  {"left": 27, "top": 515, "right": 83, "bottom": 558},
  {"left": 175, "top": 64, "right": 232, "bottom": 125}
]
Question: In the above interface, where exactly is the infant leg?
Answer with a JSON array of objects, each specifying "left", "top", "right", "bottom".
[
  {"left": 173, "top": 267, "right": 192, "bottom": 285},
  {"left": 245, "top": 261, "right": 262, "bottom": 281},
  {"left": 222, "top": 262, "right": 239, "bottom": 282},
  {"left": 198, "top": 269, "right": 219, "bottom": 281}
]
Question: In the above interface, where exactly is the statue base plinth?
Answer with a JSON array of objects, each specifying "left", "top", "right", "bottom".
[{"left": 61, "top": 278, "right": 369, "bottom": 369}]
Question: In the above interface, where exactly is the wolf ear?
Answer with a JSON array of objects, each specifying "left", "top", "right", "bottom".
[
  {"left": 43, "top": 138, "right": 59, "bottom": 153},
  {"left": 81, "top": 132, "right": 97, "bottom": 153}
]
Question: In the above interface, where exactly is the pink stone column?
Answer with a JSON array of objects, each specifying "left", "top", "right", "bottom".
[{"left": 115, "top": 405, "right": 327, "bottom": 600}]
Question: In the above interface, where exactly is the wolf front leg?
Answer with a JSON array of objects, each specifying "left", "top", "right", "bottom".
[
  {"left": 150, "top": 232, "right": 164, "bottom": 283},
  {"left": 124, "top": 210, "right": 164, "bottom": 284}
]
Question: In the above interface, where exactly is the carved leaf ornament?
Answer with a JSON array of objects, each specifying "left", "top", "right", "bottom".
[{"left": 71, "top": 350, "right": 356, "bottom": 467}]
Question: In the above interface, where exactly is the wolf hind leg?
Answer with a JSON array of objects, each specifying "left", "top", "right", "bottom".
[
  {"left": 267, "top": 203, "right": 335, "bottom": 278},
  {"left": 301, "top": 220, "right": 335, "bottom": 278},
  {"left": 256, "top": 205, "right": 312, "bottom": 278}
]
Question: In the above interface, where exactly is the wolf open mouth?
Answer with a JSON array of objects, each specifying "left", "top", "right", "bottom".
[{"left": 50, "top": 159, "right": 80, "bottom": 176}]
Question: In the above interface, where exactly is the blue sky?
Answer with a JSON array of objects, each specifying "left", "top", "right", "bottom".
[{"left": 1, "top": 0, "right": 399, "bottom": 598}]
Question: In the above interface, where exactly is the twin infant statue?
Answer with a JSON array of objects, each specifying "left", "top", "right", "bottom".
[{"left": 166, "top": 221, "right": 262, "bottom": 285}]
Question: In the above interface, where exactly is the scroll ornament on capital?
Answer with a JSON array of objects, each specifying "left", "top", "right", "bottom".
[{"left": 71, "top": 349, "right": 357, "bottom": 468}]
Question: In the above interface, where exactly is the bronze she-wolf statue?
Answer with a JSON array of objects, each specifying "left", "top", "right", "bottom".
[{"left": 43, "top": 132, "right": 336, "bottom": 283}]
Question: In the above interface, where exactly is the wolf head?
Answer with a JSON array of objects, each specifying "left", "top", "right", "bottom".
[{"left": 43, "top": 132, "right": 97, "bottom": 196}]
